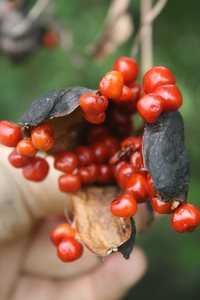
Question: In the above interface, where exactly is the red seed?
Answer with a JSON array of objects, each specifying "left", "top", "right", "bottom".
[
  {"left": 17, "top": 139, "right": 38, "bottom": 157},
  {"left": 58, "top": 173, "right": 82, "bottom": 193},
  {"left": 171, "top": 203, "right": 200, "bottom": 233},
  {"left": 110, "top": 193, "right": 138, "bottom": 218},
  {"left": 116, "top": 163, "right": 137, "bottom": 189},
  {"left": 137, "top": 93, "right": 163, "bottom": 123},
  {"left": 113, "top": 57, "right": 139, "bottom": 84},
  {"left": 126, "top": 173, "right": 149, "bottom": 203},
  {"left": 54, "top": 150, "right": 78, "bottom": 173},
  {"left": 79, "top": 93, "right": 108, "bottom": 115},
  {"left": 31, "top": 122, "right": 55, "bottom": 151},
  {"left": 8, "top": 148, "right": 33, "bottom": 168},
  {"left": 78, "top": 163, "right": 99, "bottom": 184},
  {"left": 153, "top": 84, "right": 183, "bottom": 112},
  {"left": 74, "top": 145, "right": 94, "bottom": 167},
  {"left": 143, "top": 66, "right": 176, "bottom": 94},
  {"left": 83, "top": 111, "right": 106, "bottom": 124},
  {"left": 57, "top": 237, "right": 83, "bottom": 262},
  {"left": 22, "top": 157, "right": 49, "bottom": 181},
  {"left": 99, "top": 71, "right": 124, "bottom": 99},
  {"left": 0, "top": 120, "right": 22, "bottom": 147},
  {"left": 151, "top": 197, "right": 173, "bottom": 214},
  {"left": 51, "top": 223, "right": 76, "bottom": 246}
]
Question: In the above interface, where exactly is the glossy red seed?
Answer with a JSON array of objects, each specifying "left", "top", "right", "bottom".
[
  {"left": 31, "top": 122, "right": 55, "bottom": 151},
  {"left": 58, "top": 173, "right": 82, "bottom": 193},
  {"left": 110, "top": 193, "right": 138, "bottom": 218},
  {"left": 54, "top": 150, "right": 78, "bottom": 173},
  {"left": 146, "top": 173, "right": 157, "bottom": 197},
  {"left": 51, "top": 223, "right": 76, "bottom": 246},
  {"left": 8, "top": 148, "right": 33, "bottom": 168},
  {"left": 90, "top": 141, "right": 110, "bottom": 163},
  {"left": 143, "top": 66, "right": 176, "bottom": 94},
  {"left": 127, "top": 81, "right": 142, "bottom": 99},
  {"left": 78, "top": 163, "right": 99, "bottom": 184},
  {"left": 99, "top": 71, "right": 124, "bottom": 99},
  {"left": 17, "top": 139, "right": 38, "bottom": 157},
  {"left": 151, "top": 197, "right": 173, "bottom": 214},
  {"left": 97, "top": 164, "right": 115, "bottom": 185},
  {"left": 126, "top": 173, "right": 149, "bottom": 203},
  {"left": 113, "top": 56, "right": 139, "bottom": 84},
  {"left": 0, "top": 120, "right": 22, "bottom": 147},
  {"left": 112, "top": 85, "right": 135, "bottom": 104},
  {"left": 86, "top": 125, "right": 110, "bottom": 144},
  {"left": 101, "top": 135, "right": 120, "bottom": 156},
  {"left": 153, "top": 84, "right": 183, "bottom": 112},
  {"left": 137, "top": 93, "right": 163, "bottom": 123},
  {"left": 129, "top": 151, "right": 144, "bottom": 170},
  {"left": 83, "top": 111, "right": 106, "bottom": 124},
  {"left": 57, "top": 237, "right": 83, "bottom": 262},
  {"left": 116, "top": 163, "right": 137, "bottom": 189},
  {"left": 22, "top": 157, "right": 49, "bottom": 181},
  {"left": 74, "top": 145, "right": 94, "bottom": 167},
  {"left": 112, "top": 160, "right": 127, "bottom": 178},
  {"left": 171, "top": 203, "right": 200, "bottom": 233},
  {"left": 79, "top": 93, "right": 108, "bottom": 115},
  {"left": 107, "top": 106, "right": 133, "bottom": 137}
]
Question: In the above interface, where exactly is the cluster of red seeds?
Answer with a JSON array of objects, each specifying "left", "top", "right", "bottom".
[
  {"left": 137, "top": 66, "right": 183, "bottom": 123},
  {"left": 0, "top": 56, "right": 199, "bottom": 263}
]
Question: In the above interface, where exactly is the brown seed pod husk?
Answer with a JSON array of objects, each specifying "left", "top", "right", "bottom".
[
  {"left": 143, "top": 111, "right": 190, "bottom": 203},
  {"left": 71, "top": 186, "right": 136, "bottom": 259}
]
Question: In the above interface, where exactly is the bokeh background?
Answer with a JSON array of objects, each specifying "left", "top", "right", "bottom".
[{"left": 0, "top": 0, "right": 200, "bottom": 299}]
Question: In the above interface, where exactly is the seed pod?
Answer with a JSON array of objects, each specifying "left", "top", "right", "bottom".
[
  {"left": 18, "top": 87, "right": 95, "bottom": 153},
  {"left": 71, "top": 186, "right": 136, "bottom": 259},
  {"left": 17, "top": 86, "right": 136, "bottom": 259},
  {"left": 143, "top": 111, "right": 190, "bottom": 203}
]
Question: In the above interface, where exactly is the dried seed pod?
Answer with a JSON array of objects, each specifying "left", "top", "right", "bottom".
[
  {"left": 18, "top": 87, "right": 95, "bottom": 126},
  {"left": 17, "top": 86, "right": 136, "bottom": 259},
  {"left": 143, "top": 111, "right": 190, "bottom": 203},
  {"left": 18, "top": 87, "right": 95, "bottom": 153},
  {"left": 71, "top": 186, "right": 136, "bottom": 259}
]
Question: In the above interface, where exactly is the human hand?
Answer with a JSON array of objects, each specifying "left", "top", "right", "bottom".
[{"left": 0, "top": 146, "right": 156, "bottom": 300}]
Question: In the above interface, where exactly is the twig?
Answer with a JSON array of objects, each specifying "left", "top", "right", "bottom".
[
  {"left": 140, "top": 0, "right": 153, "bottom": 76},
  {"left": 10, "top": 0, "right": 51, "bottom": 37},
  {"left": 130, "top": 0, "right": 168, "bottom": 61}
]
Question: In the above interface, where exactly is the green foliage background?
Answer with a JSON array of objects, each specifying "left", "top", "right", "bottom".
[{"left": 0, "top": 0, "right": 200, "bottom": 299}]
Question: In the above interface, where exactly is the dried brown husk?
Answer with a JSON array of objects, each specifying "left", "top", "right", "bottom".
[{"left": 71, "top": 186, "right": 135, "bottom": 259}]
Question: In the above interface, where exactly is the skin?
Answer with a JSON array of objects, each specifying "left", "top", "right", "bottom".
[{"left": 0, "top": 146, "right": 159, "bottom": 300}]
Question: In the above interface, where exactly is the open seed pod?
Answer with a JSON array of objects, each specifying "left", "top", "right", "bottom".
[
  {"left": 142, "top": 111, "right": 190, "bottom": 203},
  {"left": 19, "top": 87, "right": 95, "bottom": 154},
  {"left": 18, "top": 86, "right": 136, "bottom": 259}
]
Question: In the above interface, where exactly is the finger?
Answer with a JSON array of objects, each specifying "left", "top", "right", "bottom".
[
  {"left": 57, "top": 247, "right": 147, "bottom": 300},
  {"left": 12, "top": 247, "right": 147, "bottom": 300},
  {"left": 0, "top": 236, "right": 29, "bottom": 300}
]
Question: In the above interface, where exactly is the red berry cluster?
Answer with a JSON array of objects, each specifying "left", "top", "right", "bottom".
[
  {"left": 79, "top": 56, "right": 141, "bottom": 125},
  {"left": 137, "top": 66, "right": 183, "bottom": 123},
  {"left": 51, "top": 223, "right": 83, "bottom": 262},
  {"left": 0, "top": 120, "right": 55, "bottom": 181},
  {"left": 0, "top": 56, "right": 199, "bottom": 263},
  {"left": 109, "top": 138, "right": 200, "bottom": 233}
]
